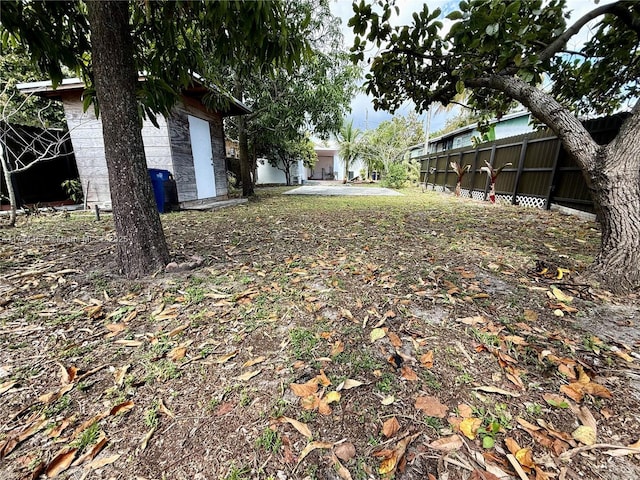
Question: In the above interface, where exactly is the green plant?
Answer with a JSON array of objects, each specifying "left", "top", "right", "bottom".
[
  {"left": 288, "top": 328, "right": 319, "bottom": 360},
  {"left": 61, "top": 178, "right": 83, "bottom": 203},
  {"left": 423, "top": 416, "right": 443, "bottom": 431},
  {"left": 255, "top": 427, "right": 282, "bottom": 453},
  {"left": 224, "top": 464, "right": 250, "bottom": 480},
  {"left": 375, "top": 373, "right": 394, "bottom": 393},
  {"left": 71, "top": 422, "right": 100, "bottom": 452},
  {"left": 381, "top": 162, "right": 409, "bottom": 189},
  {"left": 44, "top": 394, "right": 71, "bottom": 418},
  {"left": 144, "top": 402, "right": 159, "bottom": 429},
  {"left": 525, "top": 402, "right": 543, "bottom": 416},
  {"left": 455, "top": 372, "right": 474, "bottom": 385}
]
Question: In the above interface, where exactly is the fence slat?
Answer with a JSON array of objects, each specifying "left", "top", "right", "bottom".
[{"left": 511, "top": 138, "right": 528, "bottom": 205}]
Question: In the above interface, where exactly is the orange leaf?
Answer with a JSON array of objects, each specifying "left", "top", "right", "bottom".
[
  {"left": 110, "top": 400, "right": 134, "bottom": 416},
  {"left": 429, "top": 435, "right": 463, "bottom": 452},
  {"left": 400, "top": 365, "right": 418, "bottom": 381},
  {"left": 457, "top": 404, "right": 474, "bottom": 418},
  {"left": 316, "top": 370, "right": 332, "bottom": 387},
  {"left": 582, "top": 382, "right": 612, "bottom": 399},
  {"left": 45, "top": 448, "right": 78, "bottom": 478},
  {"left": 388, "top": 331, "right": 402, "bottom": 348},
  {"left": 415, "top": 396, "right": 448, "bottom": 418},
  {"left": 504, "top": 437, "right": 521, "bottom": 456},
  {"left": 290, "top": 379, "right": 319, "bottom": 397},
  {"left": 168, "top": 346, "right": 186, "bottom": 362},
  {"left": 301, "top": 395, "right": 320, "bottom": 411},
  {"left": 382, "top": 417, "right": 400, "bottom": 438},
  {"left": 330, "top": 340, "right": 344, "bottom": 356},
  {"left": 419, "top": 351, "right": 434, "bottom": 368},
  {"left": 560, "top": 383, "right": 584, "bottom": 403}
]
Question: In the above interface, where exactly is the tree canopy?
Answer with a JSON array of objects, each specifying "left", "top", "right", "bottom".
[{"left": 350, "top": 0, "right": 640, "bottom": 292}]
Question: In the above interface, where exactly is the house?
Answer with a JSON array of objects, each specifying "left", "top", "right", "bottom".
[
  {"left": 307, "top": 146, "right": 366, "bottom": 182},
  {"left": 409, "top": 110, "right": 534, "bottom": 157},
  {"left": 17, "top": 77, "right": 250, "bottom": 208}
]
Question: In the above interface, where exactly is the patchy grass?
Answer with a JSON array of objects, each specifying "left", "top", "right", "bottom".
[{"left": 0, "top": 187, "right": 639, "bottom": 479}]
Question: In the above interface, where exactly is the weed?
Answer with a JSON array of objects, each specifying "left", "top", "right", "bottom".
[
  {"left": 224, "top": 464, "right": 250, "bottom": 480},
  {"left": 71, "top": 422, "right": 100, "bottom": 452},
  {"left": 423, "top": 416, "right": 443, "bottom": 431},
  {"left": 421, "top": 370, "right": 442, "bottom": 390},
  {"left": 255, "top": 427, "right": 281, "bottom": 453},
  {"left": 144, "top": 401, "right": 159, "bottom": 429},
  {"left": 185, "top": 286, "right": 205, "bottom": 305},
  {"left": 375, "top": 373, "right": 395, "bottom": 393},
  {"left": 44, "top": 395, "right": 71, "bottom": 418},
  {"left": 455, "top": 372, "right": 474, "bottom": 385},
  {"left": 289, "top": 328, "right": 319, "bottom": 360},
  {"left": 143, "top": 359, "right": 181, "bottom": 383},
  {"left": 299, "top": 410, "right": 316, "bottom": 423},
  {"left": 239, "top": 388, "right": 253, "bottom": 407},
  {"left": 470, "top": 328, "right": 500, "bottom": 347},
  {"left": 525, "top": 402, "right": 543, "bottom": 416}
]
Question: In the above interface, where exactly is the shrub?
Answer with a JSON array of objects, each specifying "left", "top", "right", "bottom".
[{"left": 381, "top": 162, "right": 409, "bottom": 189}]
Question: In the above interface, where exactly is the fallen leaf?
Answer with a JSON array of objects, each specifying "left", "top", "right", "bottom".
[
  {"left": 57, "top": 364, "right": 78, "bottom": 385},
  {"left": 515, "top": 447, "right": 535, "bottom": 469},
  {"left": 318, "top": 397, "right": 332, "bottom": 416},
  {"left": 543, "top": 393, "right": 570, "bottom": 408},
  {"left": 429, "top": 435, "right": 463, "bottom": 452},
  {"left": 113, "top": 339, "right": 143, "bottom": 347},
  {"left": 139, "top": 427, "right": 156, "bottom": 452},
  {"left": 370, "top": 328, "right": 386, "bottom": 342},
  {"left": 415, "top": 396, "right": 448, "bottom": 418},
  {"left": 325, "top": 391, "right": 341, "bottom": 404},
  {"left": 45, "top": 448, "right": 77, "bottom": 478},
  {"left": 334, "top": 442, "right": 356, "bottom": 462},
  {"left": 274, "top": 416, "right": 312, "bottom": 439},
  {"left": 330, "top": 340, "right": 345, "bottom": 356},
  {"left": 214, "top": 402, "right": 235, "bottom": 416},
  {"left": 242, "top": 356, "right": 266, "bottom": 368},
  {"left": 551, "top": 287, "right": 573, "bottom": 303},
  {"left": 400, "top": 365, "right": 418, "bottom": 381},
  {"left": 168, "top": 322, "right": 190, "bottom": 337},
  {"left": 330, "top": 452, "right": 353, "bottom": 480},
  {"left": 572, "top": 426, "right": 596, "bottom": 445},
  {"left": 419, "top": 351, "right": 434, "bottom": 368},
  {"left": 85, "top": 454, "right": 120, "bottom": 470},
  {"left": 158, "top": 399, "right": 174, "bottom": 418},
  {"left": 290, "top": 379, "right": 319, "bottom": 397},
  {"left": 459, "top": 417, "right": 482, "bottom": 440},
  {"left": 39, "top": 384, "right": 74, "bottom": 404},
  {"left": 48, "top": 418, "right": 72, "bottom": 439},
  {"left": 112, "top": 364, "right": 130, "bottom": 386},
  {"left": 72, "top": 432, "right": 107, "bottom": 466},
  {"left": 582, "top": 382, "right": 612, "bottom": 399},
  {"left": 473, "top": 385, "right": 521, "bottom": 397},
  {"left": 560, "top": 383, "right": 584, "bottom": 403},
  {"left": 213, "top": 350, "right": 238, "bottom": 364},
  {"left": 168, "top": 346, "right": 187, "bottom": 362},
  {"left": 458, "top": 404, "right": 474, "bottom": 418},
  {"left": 457, "top": 315, "right": 487, "bottom": 325},
  {"left": 378, "top": 433, "right": 420, "bottom": 477},
  {"left": 316, "top": 370, "right": 332, "bottom": 387},
  {"left": 523, "top": 310, "right": 538, "bottom": 322},
  {"left": 297, "top": 441, "right": 334, "bottom": 464},
  {"left": 382, "top": 417, "right": 401, "bottom": 438},
  {"left": 381, "top": 395, "right": 395, "bottom": 405},
  {"left": 388, "top": 331, "right": 402, "bottom": 348},
  {"left": 0, "top": 381, "right": 17, "bottom": 395},
  {"left": 337, "top": 379, "right": 364, "bottom": 391},
  {"left": 469, "top": 469, "right": 500, "bottom": 480},
  {"left": 236, "top": 369, "right": 261, "bottom": 381},
  {"left": 110, "top": 400, "right": 134, "bottom": 416},
  {"left": 104, "top": 323, "right": 126, "bottom": 338}
]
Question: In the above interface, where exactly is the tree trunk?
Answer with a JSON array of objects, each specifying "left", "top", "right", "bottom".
[
  {"left": 0, "top": 142, "right": 17, "bottom": 227},
  {"left": 87, "top": 1, "right": 169, "bottom": 277},
  {"left": 587, "top": 147, "right": 640, "bottom": 292},
  {"left": 238, "top": 114, "right": 253, "bottom": 196}
]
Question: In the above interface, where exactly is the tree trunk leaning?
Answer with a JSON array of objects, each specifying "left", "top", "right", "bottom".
[
  {"left": 0, "top": 142, "right": 17, "bottom": 227},
  {"left": 87, "top": 1, "right": 170, "bottom": 277}
]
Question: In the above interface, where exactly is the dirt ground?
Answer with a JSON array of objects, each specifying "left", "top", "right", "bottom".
[{"left": 1, "top": 187, "right": 639, "bottom": 480}]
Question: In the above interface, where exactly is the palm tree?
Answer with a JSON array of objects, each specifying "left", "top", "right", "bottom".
[{"left": 336, "top": 119, "right": 362, "bottom": 183}]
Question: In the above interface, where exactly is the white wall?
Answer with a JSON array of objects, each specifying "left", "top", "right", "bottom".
[{"left": 256, "top": 159, "right": 304, "bottom": 185}]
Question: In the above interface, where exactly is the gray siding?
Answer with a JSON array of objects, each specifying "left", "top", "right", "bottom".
[
  {"left": 167, "top": 110, "right": 198, "bottom": 202},
  {"left": 210, "top": 114, "right": 228, "bottom": 197}
]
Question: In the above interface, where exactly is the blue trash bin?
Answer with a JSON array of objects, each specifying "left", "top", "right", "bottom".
[{"left": 148, "top": 169, "right": 171, "bottom": 213}]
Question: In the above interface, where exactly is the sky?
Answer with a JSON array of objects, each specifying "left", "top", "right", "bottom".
[{"left": 329, "top": 0, "right": 611, "bottom": 136}]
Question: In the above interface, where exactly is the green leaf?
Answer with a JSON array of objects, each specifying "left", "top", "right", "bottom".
[
  {"left": 446, "top": 11, "right": 463, "bottom": 21},
  {"left": 455, "top": 80, "right": 465, "bottom": 95},
  {"left": 482, "top": 436, "right": 495, "bottom": 449}
]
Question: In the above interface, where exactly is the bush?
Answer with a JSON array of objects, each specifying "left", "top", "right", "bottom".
[{"left": 381, "top": 162, "right": 409, "bottom": 189}]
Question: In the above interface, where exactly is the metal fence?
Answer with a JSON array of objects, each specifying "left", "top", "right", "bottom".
[{"left": 418, "top": 114, "right": 628, "bottom": 214}]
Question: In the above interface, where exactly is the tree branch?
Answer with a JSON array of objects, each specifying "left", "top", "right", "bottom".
[
  {"left": 538, "top": 1, "right": 626, "bottom": 63},
  {"left": 465, "top": 74, "right": 599, "bottom": 172}
]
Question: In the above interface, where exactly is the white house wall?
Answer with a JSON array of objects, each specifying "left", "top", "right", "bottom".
[{"left": 256, "top": 159, "right": 303, "bottom": 185}]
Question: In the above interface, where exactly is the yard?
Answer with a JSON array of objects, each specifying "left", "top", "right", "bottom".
[{"left": 1, "top": 187, "right": 639, "bottom": 480}]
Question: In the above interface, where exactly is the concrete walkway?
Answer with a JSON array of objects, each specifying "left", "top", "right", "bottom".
[{"left": 284, "top": 185, "right": 403, "bottom": 196}]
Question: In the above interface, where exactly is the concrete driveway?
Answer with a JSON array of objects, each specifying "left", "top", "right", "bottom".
[{"left": 283, "top": 185, "right": 403, "bottom": 196}]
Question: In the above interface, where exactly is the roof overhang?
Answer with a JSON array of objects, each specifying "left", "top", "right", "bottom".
[{"left": 16, "top": 76, "right": 251, "bottom": 116}]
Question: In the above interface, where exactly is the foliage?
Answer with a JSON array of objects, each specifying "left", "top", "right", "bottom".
[
  {"left": 61, "top": 178, "right": 83, "bottom": 204},
  {"left": 350, "top": 0, "right": 640, "bottom": 292},
  {"left": 381, "top": 162, "right": 409, "bottom": 189},
  {"left": 359, "top": 112, "right": 424, "bottom": 176},
  {"left": 336, "top": 118, "right": 363, "bottom": 181},
  {"left": 263, "top": 134, "right": 316, "bottom": 186}
]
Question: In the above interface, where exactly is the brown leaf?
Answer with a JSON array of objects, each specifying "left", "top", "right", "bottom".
[
  {"left": 330, "top": 452, "right": 353, "bottom": 480},
  {"left": 104, "top": 323, "right": 125, "bottom": 338},
  {"left": 504, "top": 437, "right": 521, "bottom": 456},
  {"left": 113, "top": 339, "right": 143, "bottom": 347},
  {"left": 560, "top": 383, "right": 584, "bottom": 403},
  {"left": 213, "top": 350, "right": 238, "bottom": 364},
  {"left": 274, "top": 416, "right": 312, "bottom": 439},
  {"left": 429, "top": 435, "right": 463, "bottom": 452},
  {"left": 458, "top": 404, "right": 474, "bottom": 418},
  {"left": 382, "top": 417, "right": 401, "bottom": 438},
  {"left": 85, "top": 454, "right": 120, "bottom": 470},
  {"left": 57, "top": 364, "right": 78, "bottom": 385},
  {"left": 388, "top": 331, "right": 402, "bottom": 348},
  {"left": 139, "top": 427, "right": 156, "bottom": 452},
  {"left": 469, "top": 469, "right": 500, "bottom": 480},
  {"left": 582, "top": 382, "right": 612, "bottom": 399},
  {"left": 71, "top": 432, "right": 107, "bottom": 466},
  {"left": 168, "top": 322, "right": 190, "bottom": 337},
  {"left": 330, "top": 340, "right": 345, "bottom": 356},
  {"left": 112, "top": 364, "right": 130, "bottom": 386},
  {"left": 48, "top": 418, "right": 72, "bottom": 439},
  {"left": 110, "top": 400, "right": 134, "bottom": 416},
  {"left": 242, "top": 355, "right": 266, "bottom": 368},
  {"left": 415, "top": 396, "right": 448, "bottom": 418},
  {"left": 318, "top": 397, "right": 332, "bottom": 416},
  {"left": 235, "top": 369, "right": 261, "bottom": 381},
  {"left": 419, "top": 351, "right": 434, "bottom": 368},
  {"left": 38, "top": 383, "right": 74, "bottom": 404},
  {"left": 457, "top": 315, "right": 487, "bottom": 325},
  {"left": 334, "top": 442, "right": 356, "bottom": 462},
  {"left": 290, "top": 378, "right": 319, "bottom": 397},
  {"left": 45, "top": 448, "right": 77, "bottom": 478},
  {"left": 158, "top": 399, "right": 175, "bottom": 418},
  {"left": 297, "top": 441, "right": 334, "bottom": 464},
  {"left": 337, "top": 378, "right": 364, "bottom": 390},
  {"left": 167, "top": 346, "right": 187, "bottom": 362},
  {"left": 0, "top": 380, "right": 17, "bottom": 395},
  {"left": 400, "top": 365, "right": 418, "bottom": 381},
  {"left": 214, "top": 402, "right": 235, "bottom": 416},
  {"left": 316, "top": 370, "right": 332, "bottom": 387}
]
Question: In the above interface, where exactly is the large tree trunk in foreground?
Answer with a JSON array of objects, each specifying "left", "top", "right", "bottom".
[
  {"left": 587, "top": 143, "right": 640, "bottom": 293},
  {"left": 87, "top": 1, "right": 170, "bottom": 277}
]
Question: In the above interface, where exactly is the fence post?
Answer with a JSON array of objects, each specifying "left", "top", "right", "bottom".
[
  {"left": 483, "top": 144, "right": 497, "bottom": 201},
  {"left": 511, "top": 137, "right": 528, "bottom": 205},
  {"left": 469, "top": 148, "right": 479, "bottom": 198},
  {"left": 545, "top": 140, "right": 563, "bottom": 209}
]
